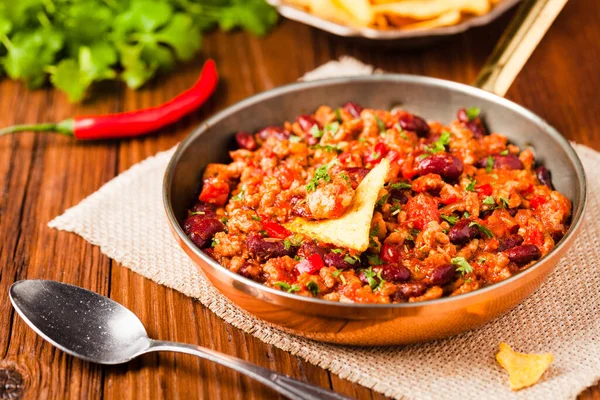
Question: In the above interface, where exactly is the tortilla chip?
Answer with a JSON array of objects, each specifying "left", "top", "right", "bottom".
[
  {"left": 372, "top": 0, "right": 491, "bottom": 19},
  {"left": 496, "top": 343, "right": 554, "bottom": 390},
  {"left": 388, "top": 10, "right": 462, "bottom": 30},
  {"left": 285, "top": 158, "right": 390, "bottom": 252},
  {"left": 334, "top": 0, "right": 375, "bottom": 25}
]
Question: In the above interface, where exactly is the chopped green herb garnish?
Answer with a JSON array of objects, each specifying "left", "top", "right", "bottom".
[
  {"left": 417, "top": 153, "right": 429, "bottom": 160},
  {"left": 344, "top": 254, "right": 360, "bottom": 265},
  {"left": 334, "top": 108, "right": 343, "bottom": 122},
  {"left": 483, "top": 196, "right": 495, "bottom": 206},
  {"left": 361, "top": 267, "right": 380, "bottom": 289},
  {"left": 376, "top": 194, "right": 389, "bottom": 208},
  {"left": 332, "top": 269, "right": 343, "bottom": 278},
  {"left": 231, "top": 189, "right": 245, "bottom": 202},
  {"left": 309, "top": 124, "right": 323, "bottom": 138},
  {"left": 306, "top": 164, "right": 332, "bottom": 192},
  {"left": 441, "top": 214, "right": 459, "bottom": 226},
  {"left": 370, "top": 151, "right": 382, "bottom": 161},
  {"left": 251, "top": 215, "right": 261, "bottom": 221},
  {"left": 463, "top": 211, "right": 471, "bottom": 218},
  {"left": 189, "top": 211, "right": 205, "bottom": 216},
  {"left": 500, "top": 197, "right": 510, "bottom": 209},
  {"left": 370, "top": 225, "right": 380, "bottom": 237},
  {"left": 390, "top": 182, "right": 412, "bottom": 190},
  {"left": 478, "top": 258, "right": 487, "bottom": 264},
  {"left": 325, "top": 122, "right": 340, "bottom": 136},
  {"left": 466, "top": 107, "right": 481, "bottom": 121},
  {"left": 211, "top": 238, "right": 220, "bottom": 247},
  {"left": 283, "top": 235, "right": 303, "bottom": 250},
  {"left": 500, "top": 150, "right": 509, "bottom": 156},
  {"left": 374, "top": 115, "right": 386, "bottom": 134},
  {"left": 311, "top": 144, "right": 342, "bottom": 153},
  {"left": 486, "top": 156, "right": 494, "bottom": 173},
  {"left": 366, "top": 254, "right": 384, "bottom": 266},
  {"left": 358, "top": 138, "right": 367, "bottom": 143},
  {"left": 390, "top": 204, "right": 402, "bottom": 216},
  {"left": 306, "top": 281, "right": 319, "bottom": 296},
  {"left": 469, "top": 221, "right": 494, "bottom": 238},
  {"left": 410, "top": 228, "right": 421, "bottom": 237},
  {"left": 451, "top": 257, "right": 474, "bottom": 275},
  {"left": 289, "top": 134, "right": 302, "bottom": 143},
  {"left": 340, "top": 173, "right": 350, "bottom": 182},
  {"left": 220, "top": 217, "right": 229, "bottom": 225},
  {"left": 425, "top": 131, "right": 451, "bottom": 154},
  {"left": 394, "top": 122, "right": 403, "bottom": 133},
  {"left": 466, "top": 178, "right": 476, "bottom": 192},
  {"left": 293, "top": 255, "right": 302, "bottom": 261},
  {"left": 274, "top": 282, "right": 301, "bottom": 293},
  {"left": 331, "top": 248, "right": 343, "bottom": 254}
]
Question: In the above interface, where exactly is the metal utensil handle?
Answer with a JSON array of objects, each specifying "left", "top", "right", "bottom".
[
  {"left": 145, "top": 340, "right": 352, "bottom": 400},
  {"left": 473, "top": 0, "right": 568, "bottom": 96}
]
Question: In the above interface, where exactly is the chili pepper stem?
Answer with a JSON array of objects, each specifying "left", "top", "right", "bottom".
[{"left": 0, "top": 119, "right": 75, "bottom": 137}]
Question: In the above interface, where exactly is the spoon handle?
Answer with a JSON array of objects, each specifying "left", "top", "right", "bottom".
[{"left": 145, "top": 340, "right": 352, "bottom": 400}]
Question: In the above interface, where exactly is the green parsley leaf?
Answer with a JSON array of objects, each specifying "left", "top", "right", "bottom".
[
  {"left": 376, "top": 194, "right": 389, "bottom": 208},
  {"left": 332, "top": 269, "right": 343, "bottom": 278},
  {"left": 441, "top": 214, "right": 459, "bottom": 226},
  {"left": 478, "top": 258, "right": 487, "bottom": 264},
  {"left": 220, "top": 217, "right": 228, "bottom": 225},
  {"left": 361, "top": 267, "right": 379, "bottom": 289},
  {"left": 394, "top": 122, "right": 403, "bottom": 133},
  {"left": 469, "top": 221, "right": 494, "bottom": 238},
  {"left": 344, "top": 254, "right": 360, "bottom": 265},
  {"left": 425, "top": 131, "right": 451, "bottom": 154},
  {"left": 500, "top": 150, "right": 509, "bottom": 156},
  {"left": 334, "top": 108, "right": 342, "bottom": 122},
  {"left": 466, "top": 107, "right": 481, "bottom": 121},
  {"left": 366, "top": 254, "right": 384, "bottom": 266},
  {"left": 466, "top": 178, "right": 476, "bottom": 192},
  {"left": 273, "top": 281, "right": 301, "bottom": 293},
  {"left": 370, "top": 225, "right": 380, "bottom": 237},
  {"left": 463, "top": 211, "right": 471, "bottom": 218},
  {"left": 306, "top": 281, "right": 319, "bottom": 296},
  {"left": 189, "top": 211, "right": 205, "bottom": 216},
  {"left": 331, "top": 248, "right": 343, "bottom": 254},
  {"left": 486, "top": 155, "right": 494, "bottom": 173},
  {"left": 211, "top": 237, "right": 220, "bottom": 247},
  {"left": 500, "top": 197, "right": 510, "bottom": 209},
  {"left": 374, "top": 115, "right": 386, "bottom": 134},
  {"left": 324, "top": 122, "right": 340, "bottom": 136},
  {"left": 483, "top": 196, "right": 495, "bottom": 206},
  {"left": 309, "top": 124, "right": 323, "bottom": 138},
  {"left": 231, "top": 188, "right": 245, "bottom": 201},
  {"left": 251, "top": 215, "right": 261, "bottom": 221},
  {"left": 289, "top": 135, "right": 302, "bottom": 143},
  {"left": 311, "top": 144, "right": 342, "bottom": 153},
  {"left": 306, "top": 164, "right": 332, "bottom": 192},
  {"left": 283, "top": 235, "right": 303, "bottom": 250},
  {"left": 451, "top": 257, "right": 473, "bottom": 275},
  {"left": 390, "top": 182, "right": 412, "bottom": 190}
]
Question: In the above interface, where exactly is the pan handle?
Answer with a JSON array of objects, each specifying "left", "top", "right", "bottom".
[{"left": 473, "top": 0, "right": 568, "bottom": 97}]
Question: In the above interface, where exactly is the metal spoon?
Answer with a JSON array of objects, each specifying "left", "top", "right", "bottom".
[{"left": 9, "top": 280, "right": 350, "bottom": 400}]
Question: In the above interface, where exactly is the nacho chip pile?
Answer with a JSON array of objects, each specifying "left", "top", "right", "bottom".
[
  {"left": 496, "top": 342, "right": 554, "bottom": 391},
  {"left": 285, "top": 0, "right": 505, "bottom": 31}
]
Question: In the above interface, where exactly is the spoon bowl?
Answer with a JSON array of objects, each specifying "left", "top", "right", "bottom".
[{"left": 9, "top": 280, "right": 348, "bottom": 400}]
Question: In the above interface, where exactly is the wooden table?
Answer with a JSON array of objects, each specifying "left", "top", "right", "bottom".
[{"left": 1, "top": 1, "right": 598, "bottom": 399}]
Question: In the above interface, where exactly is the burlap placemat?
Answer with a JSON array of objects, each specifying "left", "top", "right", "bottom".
[{"left": 49, "top": 57, "right": 600, "bottom": 400}]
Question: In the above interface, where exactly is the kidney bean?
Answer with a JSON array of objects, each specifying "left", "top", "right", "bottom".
[
  {"left": 505, "top": 244, "right": 541, "bottom": 266},
  {"left": 536, "top": 166, "right": 554, "bottom": 189},
  {"left": 247, "top": 234, "right": 295, "bottom": 261},
  {"left": 184, "top": 216, "right": 224, "bottom": 248},
  {"left": 477, "top": 154, "right": 523, "bottom": 170},
  {"left": 498, "top": 234, "right": 524, "bottom": 251},
  {"left": 238, "top": 263, "right": 263, "bottom": 281},
  {"left": 479, "top": 210, "right": 494, "bottom": 220},
  {"left": 323, "top": 253, "right": 354, "bottom": 270},
  {"left": 290, "top": 195, "right": 313, "bottom": 219},
  {"left": 257, "top": 126, "right": 290, "bottom": 141},
  {"left": 381, "top": 264, "right": 411, "bottom": 282},
  {"left": 398, "top": 113, "right": 430, "bottom": 137},
  {"left": 190, "top": 202, "right": 217, "bottom": 218},
  {"left": 448, "top": 219, "right": 479, "bottom": 244},
  {"left": 430, "top": 264, "right": 457, "bottom": 286},
  {"left": 389, "top": 190, "right": 408, "bottom": 204},
  {"left": 507, "top": 208, "right": 518, "bottom": 217},
  {"left": 235, "top": 131, "right": 257, "bottom": 150},
  {"left": 416, "top": 153, "right": 464, "bottom": 181},
  {"left": 395, "top": 282, "right": 427, "bottom": 299},
  {"left": 551, "top": 232, "right": 564, "bottom": 243},
  {"left": 457, "top": 108, "right": 470, "bottom": 123},
  {"left": 342, "top": 102, "right": 363, "bottom": 118},
  {"left": 297, "top": 240, "right": 328, "bottom": 260},
  {"left": 343, "top": 167, "right": 370, "bottom": 189},
  {"left": 381, "top": 243, "right": 402, "bottom": 263}
]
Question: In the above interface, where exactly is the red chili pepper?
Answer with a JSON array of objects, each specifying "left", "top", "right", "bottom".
[
  {"left": 199, "top": 177, "right": 229, "bottom": 206},
  {"left": 475, "top": 183, "right": 493, "bottom": 197},
  {"left": 262, "top": 221, "right": 291, "bottom": 239},
  {"left": 0, "top": 60, "right": 218, "bottom": 140},
  {"left": 530, "top": 195, "right": 547, "bottom": 209},
  {"left": 295, "top": 254, "right": 325, "bottom": 275}
]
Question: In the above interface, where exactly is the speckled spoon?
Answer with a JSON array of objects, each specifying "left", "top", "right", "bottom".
[{"left": 9, "top": 280, "right": 350, "bottom": 400}]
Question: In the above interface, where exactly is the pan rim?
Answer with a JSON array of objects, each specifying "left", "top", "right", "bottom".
[{"left": 163, "top": 74, "right": 587, "bottom": 310}]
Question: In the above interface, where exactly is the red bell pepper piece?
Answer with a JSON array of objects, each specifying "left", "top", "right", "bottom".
[{"left": 295, "top": 254, "right": 325, "bottom": 275}]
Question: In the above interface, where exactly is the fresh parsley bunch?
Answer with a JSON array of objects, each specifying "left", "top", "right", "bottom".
[{"left": 0, "top": 0, "right": 277, "bottom": 101}]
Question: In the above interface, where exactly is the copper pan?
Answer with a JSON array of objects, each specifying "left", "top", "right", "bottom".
[{"left": 163, "top": 0, "right": 585, "bottom": 345}]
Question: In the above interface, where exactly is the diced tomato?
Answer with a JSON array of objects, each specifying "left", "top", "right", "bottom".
[
  {"left": 381, "top": 243, "right": 401, "bottom": 263},
  {"left": 530, "top": 195, "right": 547, "bottom": 209},
  {"left": 262, "top": 221, "right": 291, "bottom": 239},
  {"left": 521, "top": 183, "right": 534, "bottom": 195},
  {"left": 405, "top": 193, "right": 440, "bottom": 230},
  {"left": 401, "top": 156, "right": 418, "bottom": 179},
  {"left": 440, "top": 194, "right": 458, "bottom": 205},
  {"left": 475, "top": 184, "right": 493, "bottom": 197},
  {"left": 364, "top": 143, "right": 388, "bottom": 165},
  {"left": 199, "top": 177, "right": 230, "bottom": 206},
  {"left": 385, "top": 149, "right": 400, "bottom": 162},
  {"left": 296, "top": 254, "right": 325, "bottom": 275},
  {"left": 525, "top": 228, "right": 544, "bottom": 247}
]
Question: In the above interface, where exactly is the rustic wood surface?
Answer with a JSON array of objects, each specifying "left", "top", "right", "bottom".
[{"left": 0, "top": 1, "right": 598, "bottom": 399}]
